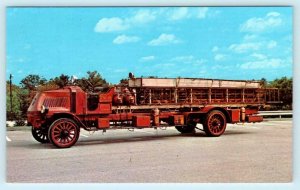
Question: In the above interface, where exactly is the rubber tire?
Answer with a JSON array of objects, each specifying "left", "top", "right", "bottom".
[
  {"left": 203, "top": 110, "right": 227, "bottom": 137},
  {"left": 32, "top": 126, "right": 50, "bottom": 143},
  {"left": 175, "top": 124, "right": 196, "bottom": 134},
  {"left": 48, "top": 118, "right": 80, "bottom": 148}
]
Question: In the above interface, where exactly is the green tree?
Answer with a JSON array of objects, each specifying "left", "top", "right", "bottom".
[
  {"left": 269, "top": 77, "right": 292, "bottom": 109},
  {"left": 76, "top": 71, "right": 108, "bottom": 92},
  {"left": 6, "top": 81, "right": 22, "bottom": 120},
  {"left": 50, "top": 74, "right": 70, "bottom": 88},
  {"left": 17, "top": 88, "right": 31, "bottom": 119},
  {"left": 119, "top": 78, "right": 128, "bottom": 86},
  {"left": 17, "top": 74, "right": 47, "bottom": 120},
  {"left": 260, "top": 77, "right": 268, "bottom": 88},
  {"left": 20, "top": 74, "right": 47, "bottom": 91}
]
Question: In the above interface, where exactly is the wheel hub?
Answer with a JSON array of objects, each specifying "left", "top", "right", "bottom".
[
  {"left": 209, "top": 116, "right": 224, "bottom": 133},
  {"left": 60, "top": 130, "right": 69, "bottom": 138},
  {"left": 212, "top": 120, "right": 220, "bottom": 127}
]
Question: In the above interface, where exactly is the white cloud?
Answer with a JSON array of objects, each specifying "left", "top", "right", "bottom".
[
  {"left": 158, "top": 63, "right": 175, "bottom": 67},
  {"left": 171, "top": 55, "right": 195, "bottom": 63},
  {"left": 212, "top": 46, "right": 219, "bottom": 52},
  {"left": 6, "top": 56, "right": 30, "bottom": 64},
  {"left": 267, "top": 40, "right": 277, "bottom": 49},
  {"left": 129, "top": 9, "right": 157, "bottom": 24},
  {"left": 240, "top": 58, "right": 284, "bottom": 69},
  {"left": 267, "top": 12, "right": 281, "bottom": 17},
  {"left": 148, "top": 33, "right": 181, "bottom": 46},
  {"left": 95, "top": 10, "right": 156, "bottom": 33},
  {"left": 243, "top": 34, "right": 257, "bottom": 41},
  {"left": 229, "top": 42, "right": 261, "bottom": 53},
  {"left": 229, "top": 38, "right": 278, "bottom": 54},
  {"left": 240, "top": 11, "right": 282, "bottom": 32},
  {"left": 214, "top": 54, "right": 227, "bottom": 61},
  {"left": 140, "top": 56, "right": 155, "bottom": 62},
  {"left": 197, "top": 7, "right": 209, "bottom": 19},
  {"left": 94, "top": 8, "right": 212, "bottom": 33},
  {"left": 168, "top": 7, "right": 189, "bottom": 21},
  {"left": 113, "top": 35, "right": 140, "bottom": 44},
  {"left": 251, "top": 53, "right": 267, "bottom": 60},
  {"left": 94, "top": 17, "right": 129, "bottom": 32},
  {"left": 166, "top": 7, "right": 210, "bottom": 21}
]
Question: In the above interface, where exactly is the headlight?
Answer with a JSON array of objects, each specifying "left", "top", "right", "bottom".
[{"left": 41, "top": 105, "right": 48, "bottom": 114}]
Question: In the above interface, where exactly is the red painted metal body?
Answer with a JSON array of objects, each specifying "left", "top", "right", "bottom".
[
  {"left": 97, "top": 118, "right": 110, "bottom": 129},
  {"left": 27, "top": 76, "right": 281, "bottom": 147},
  {"left": 170, "top": 115, "right": 185, "bottom": 126},
  {"left": 247, "top": 115, "right": 264, "bottom": 122},
  {"left": 228, "top": 109, "right": 240, "bottom": 123},
  {"left": 132, "top": 116, "right": 151, "bottom": 127}
]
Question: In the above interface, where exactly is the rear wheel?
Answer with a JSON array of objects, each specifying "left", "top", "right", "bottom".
[
  {"left": 203, "top": 110, "right": 227, "bottom": 137},
  {"left": 32, "top": 126, "right": 50, "bottom": 143},
  {"left": 48, "top": 118, "right": 80, "bottom": 148}
]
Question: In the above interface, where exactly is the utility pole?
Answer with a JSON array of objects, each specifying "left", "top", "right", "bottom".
[{"left": 9, "top": 74, "right": 13, "bottom": 116}]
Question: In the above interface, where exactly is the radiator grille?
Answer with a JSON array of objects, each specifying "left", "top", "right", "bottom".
[{"left": 43, "top": 97, "right": 68, "bottom": 108}]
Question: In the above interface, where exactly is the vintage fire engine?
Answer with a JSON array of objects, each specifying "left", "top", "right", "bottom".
[{"left": 27, "top": 74, "right": 280, "bottom": 148}]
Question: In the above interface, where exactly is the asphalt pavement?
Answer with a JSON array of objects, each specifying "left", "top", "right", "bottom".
[{"left": 6, "top": 119, "right": 292, "bottom": 183}]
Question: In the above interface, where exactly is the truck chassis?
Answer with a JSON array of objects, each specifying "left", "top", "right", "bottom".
[{"left": 27, "top": 76, "right": 280, "bottom": 148}]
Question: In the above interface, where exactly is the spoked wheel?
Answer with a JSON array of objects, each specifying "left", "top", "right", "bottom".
[
  {"left": 175, "top": 123, "right": 196, "bottom": 134},
  {"left": 48, "top": 118, "right": 80, "bottom": 148},
  {"left": 32, "top": 126, "right": 50, "bottom": 143},
  {"left": 203, "top": 110, "right": 227, "bottom": 137}
]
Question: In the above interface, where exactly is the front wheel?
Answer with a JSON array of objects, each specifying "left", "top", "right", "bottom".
[
  {"left": 32, "top": 126, "right": 50, "bottom": 143},
  {"left": 48, "top": 118, "right": 80, "bottom": 148},
  {"left": 203, "top": 110, "right": 227, "bottom": 137}
]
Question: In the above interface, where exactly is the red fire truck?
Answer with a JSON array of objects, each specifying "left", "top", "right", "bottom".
[{"left": 27, "top": 74, "right": 280, "bottom": 148}]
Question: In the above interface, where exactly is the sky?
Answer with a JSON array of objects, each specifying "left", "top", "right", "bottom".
[{"left": 6, "top": 7, "right": 292, "bottom": 85}]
